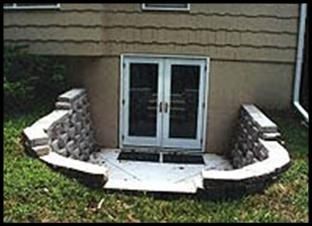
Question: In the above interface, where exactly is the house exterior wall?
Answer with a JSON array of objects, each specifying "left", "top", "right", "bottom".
[
  {"left": 4, "top": 4, "right": 299, "bottom": 153},
  {"left": 65, "top": 57, "right": 293, "bottom": 153}
]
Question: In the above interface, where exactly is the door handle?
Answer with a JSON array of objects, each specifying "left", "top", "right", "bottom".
[
  {"left": 159, "top": 102, "right": 169, "bottom": 113},
  {"left": 164, "top": 102, "right": 169, "bottom": 113}
]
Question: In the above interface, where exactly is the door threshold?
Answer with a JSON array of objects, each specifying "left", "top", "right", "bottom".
[
  {"left": 118, "top": 151, "right": 160, "bottom": 162},
  {"left": 119, "top": 148, "right": 205, "bottom": 164},
  {"left": 121, "top": 147, "right": 203, "bottom": 155}
]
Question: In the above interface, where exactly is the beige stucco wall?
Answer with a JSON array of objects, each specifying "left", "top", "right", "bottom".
[
  {"left": 206, "top": 61, "right": 293, "bottom": 153},
  {"left": 66, "top": 56, "right": 293, "bottom": 153},
  {"left": 65, "top": 57, "right": 120, "bottom": 148},
  {"left": 4, "top": 4, "right": 298, "bottom": 153}
]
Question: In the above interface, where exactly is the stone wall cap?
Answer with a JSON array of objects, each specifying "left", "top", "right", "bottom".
[
  {"left": 262, "top": 132, "right": 281, "bottom": 140},
  {"left": 58, "top": 88, "right": 86, "bottom": 103},
  {"left": 32, "top": 145, "right": 51, "bottom": 156},
  {"left": 23, "top": 126, "right": 49, "bottom": 146},
  {"left": 242, "top": 104, "right": 277, "bottom": 130},
  {"left": 202, "top": 140, "right": 290, "bottom": 181},
  {"left": 32, "top": 110, "right": 69, "bottom": 131}
]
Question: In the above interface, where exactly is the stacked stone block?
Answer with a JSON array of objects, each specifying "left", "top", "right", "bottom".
[
  {"left": 50, "top": 89, "right": 96, "bottom": 161},
  {"left": 23, "top": 88, "right": 96, "bottom": 162},
  {"left": 230, "top": 105, "right": 281, "bottom": 169}
]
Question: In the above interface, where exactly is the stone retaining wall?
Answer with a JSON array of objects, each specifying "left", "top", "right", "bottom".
[
  {"left": 229, "top": 105, "right": 281, "bottom": 169},
  {"left": 23, "top": 88, "right": 96, "bottom": 161},
  {"left": 23, "top": 99, "right": 290, "bottom": 196},
  {"left": 202, "top": 139, "right": 291, "bottom": 198},
  {"left": 201, "top": 104, "right": 290, "bottom": 197}
]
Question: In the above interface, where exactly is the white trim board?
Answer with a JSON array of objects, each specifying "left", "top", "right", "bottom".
[
  {"left": 293, "top": 3, "right": 308, "bottom": 123},
  {"left": 3, "top": 3, "right": 60, "bottom": 10}
]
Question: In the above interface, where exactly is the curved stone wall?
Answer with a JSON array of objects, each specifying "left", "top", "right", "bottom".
[
  {"left": 202, "top": 139, "right": 290, "bottom": 197},
  {"left": 23, "top": 95, "right": 290, "bottom": 196},
  {"left": 202, "top": 104, "right": 290, "bottom": 197}
]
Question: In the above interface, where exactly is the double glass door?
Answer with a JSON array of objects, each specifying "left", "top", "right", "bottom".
[{"left": 121, "top": 56, "right": 207, "bottom": 150}]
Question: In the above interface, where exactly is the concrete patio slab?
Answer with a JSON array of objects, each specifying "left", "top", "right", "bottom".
[{"left": 88, "top": 149, "right": 232, "bottom": 193}]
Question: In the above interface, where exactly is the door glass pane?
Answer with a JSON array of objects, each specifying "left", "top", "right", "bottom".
[
  {"left": 169, "top": 65, "right": 200, "bottom": 139},
  {"left": 129, "top": 63, "right": 158, "bottom": 137}
]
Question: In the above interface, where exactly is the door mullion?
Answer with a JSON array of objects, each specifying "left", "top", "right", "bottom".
[
  {"left": 162, "top": 59, "right": 172, "bottom": 145},
  {"left": 157, "top": 60, "right": 164, "bottom": 147}
]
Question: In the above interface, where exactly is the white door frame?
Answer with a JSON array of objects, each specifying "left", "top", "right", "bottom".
[{"left": 120, "top": 54, "right": 210, "bottom": 152}]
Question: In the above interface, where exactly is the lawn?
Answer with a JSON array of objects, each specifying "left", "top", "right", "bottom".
[{"left": 3, "top": 108, "right": 309, "bottom": 223}]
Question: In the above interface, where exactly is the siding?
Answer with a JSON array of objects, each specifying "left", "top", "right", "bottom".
[
  {"left": 100, "top": 3, "right": 298, "bottom": 63},
  {"left": 4, "top": 3, "right": 299, "bottom": 62},
  {"left": 4, "top": 4, "right": 105, "bottom": 56}
]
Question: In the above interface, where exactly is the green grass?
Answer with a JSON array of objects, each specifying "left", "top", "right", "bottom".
[{"left": 3, "top": 109, "right": 309, "bottom": 222}]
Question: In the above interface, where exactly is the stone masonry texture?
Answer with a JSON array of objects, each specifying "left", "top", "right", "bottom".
[
  {"left": 23, "top": 88, "right": 96, "bottom": 161},
  {"left": 229, "top": 104, "right": 281, "bottom": 169}
]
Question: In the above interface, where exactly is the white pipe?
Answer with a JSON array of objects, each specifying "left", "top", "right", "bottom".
[{"left": 293, "top": 3, "right": 309, "bottom": 123}]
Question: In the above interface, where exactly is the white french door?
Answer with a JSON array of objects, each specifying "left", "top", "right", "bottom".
[{"left": 121, "top": 55, "right": 208, "bottom": 151}]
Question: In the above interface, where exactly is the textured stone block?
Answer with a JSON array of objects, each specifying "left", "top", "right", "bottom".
[
  {"left": 32, "top": 145, "right": 50, "bottom": 156},
  {"left": 80, "top": 153, "right": 90, "bottom": 161},
  {"left": 71, "top": 148, "right": 80, "bottom": 159},
  {"left": 68, "top": 126, "right": 76, "bottom": 139},
  {"left": 57, "top": 148, "right": 67, "bottom": 156},
  {"left": 79, "top": 141, "right": 88, "bottom": 151},
  {"left": 58, "top": 133, "right": 68, "bottom": 147},
  {"left": 66, "top": 140, "right": 76, "bottom": 153},
  {"left": 80, "top": 128, "right": 87, "bottom": 138},
  {"left": 51, "top": 139, "right": 59, "bottom": 152},
  {"left": 47, "top": 129, "right": 58, "bottom": 140},
  {"left": 76, "top": 110, "right": 84, "bottom": 121},
  {"left": 74, "top": 134, "right": 81, "bottom": 143},
  {"left": 70, "top": 113, "right": 78, "bottom": 124},
  {"left": 257, "top": 148, "right": 268, "bottom": 161},
  {"left": 52, "top": 124, "right": 65, "bottom": 137},
  {"left": 245, "top": 151, "right": 254, "bottom": 163},
  {"left": 62, "top": 118, "right": 70, "bottom": 131},
  {"left": 75, "top": 122, "right": 82, "bottom": 132},
  {"left": 55, "top": 101, "right": 71, "bottom": 110}
]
